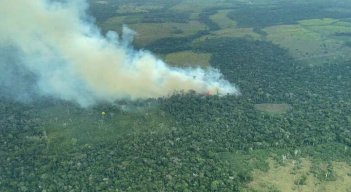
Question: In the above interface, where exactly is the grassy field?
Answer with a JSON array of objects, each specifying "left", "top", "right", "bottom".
[
  {"left": 101, "top": 15, "right": 141, "bottom": 32},
  {"left": 164, "top": 51, "right": 212, "bottom": 68},
  {"left": 210, "top": 10, "right": 238, "bottom": 29},
  {"left": 255, "top": 103, "right": 292, "bottom": 115},
  {"left": 248, "top": 158, "right": 351, "bottom": 192},
  {"left": 97, "top": 1, "right": 351, "bottom": 67},
  {"left": 264, "top": 25, "right": 323, "bottom": 60},
  {"left": 129, "top": 21, "right": 207, "bottom": 46},
  {"left": 263, "top": 18, "right": 351, "bottom": 65},
  {"left": 171, "top": 0, "right": 230, "bottom": 12},
  {"left": 94, "top": 0, "right": 108, "bottom": 5},
  {"left": 193, "top": 27, "right": 262, "bottom": 45},
  {"left": 116, "top": 4, "right": 162, "bottom": 14},
  {"left": 102, "top": 18, "right": 207, "bottom": 46}
]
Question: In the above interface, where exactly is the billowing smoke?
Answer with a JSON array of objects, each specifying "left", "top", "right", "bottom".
[{"left": 0, "top": 0, "right": 238, "bottom": 107}]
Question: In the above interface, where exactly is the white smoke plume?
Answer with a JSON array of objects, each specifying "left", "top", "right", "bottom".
[{"left": 0, "top": 0, "right": 238, "bottom": 107}]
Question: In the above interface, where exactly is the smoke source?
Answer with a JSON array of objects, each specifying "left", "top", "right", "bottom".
[{"left": 0, "top": 0, "right": 238, "bottom": 107}]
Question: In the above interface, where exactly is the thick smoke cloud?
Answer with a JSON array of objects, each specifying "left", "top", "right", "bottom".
[{"left": 0, "top": 0, "right": 238, "bottom": 107}]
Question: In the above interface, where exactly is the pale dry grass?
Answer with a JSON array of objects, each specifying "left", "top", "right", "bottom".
[{"left": 248, "top": 158, "right": 351, "bottom": 192}]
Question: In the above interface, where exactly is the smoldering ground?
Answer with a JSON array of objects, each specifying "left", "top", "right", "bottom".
[{"left": 0, "top": 0, "right": 238, "bottom": 107}]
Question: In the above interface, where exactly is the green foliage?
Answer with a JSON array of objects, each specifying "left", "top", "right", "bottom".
[
  {"left": 142, "top": 11, "right": 190, "bottom": 23},
  {"left": 199, "top": 8, "right": 221, "bottom": 31},
  {"left": 2, "top": 1, "right": 351, "bottom": 191},
  {"left": 145, "top": 30, "right": 209, "bottom": 53},
  {"left": 311, "top": 162, "right": 337, "bottom": 182},
  {"left": 3, "top": 35, "right": 351, "bottom": 191},
  {"left": 294, "top": 174, "right": 307, "bottom": 185},
  {"left": 344, "top": 41, "right": 351, "bottom": 48},
  {"left": 228, "top": 2, "right": 351, "bottom": 28},
  {"left": 88, "top": 1, "right": 119, "bottom": 22}
]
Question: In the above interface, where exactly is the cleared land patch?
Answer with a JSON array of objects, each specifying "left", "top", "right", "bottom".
[
  {"left": 171, "top": 0, "right": 230, "bottom": 12},
  {"left": 255, "top": 103, "right": 291, "bottom": 115},
  {"left": 264, "top": 25, "right": 323, "bottom": 60},
  {"left": 164, "top": 51, "right": 211, "bottom": 67},
  {"left": 263, "top": 19, "right": 351, "bottom": 65},
  {"left": 210, "top": 10, "right": 237, "bottom": 29},
  {"left": 101, "top": 15, "right": 141, "bottom": 32},
  {"left": 128, "top": 21, "right": 207, "bottom": 46},
  {"left": 193, "top": 28, "right": 262, "bottom": 44},
  {"left": 116, "top": 5, "right": 162, "bottom": 14},
  {"left": 95, "top": 0, "right": 108, "bottom": 5},
  {"left": 249, "top": 158, "right": 351, "bottom": 192}
]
